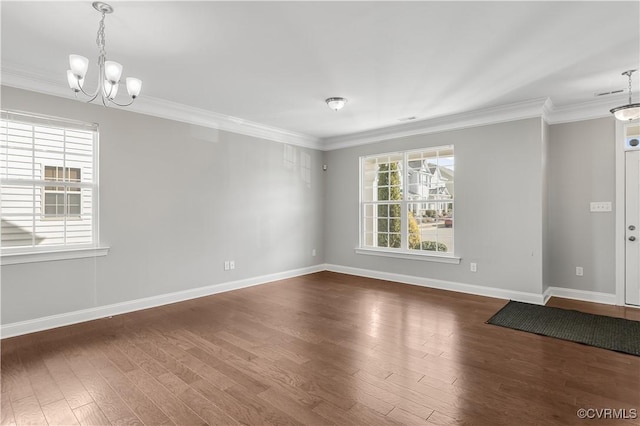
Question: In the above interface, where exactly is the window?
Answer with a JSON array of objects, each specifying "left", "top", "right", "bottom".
[
  {"left": 1, "top": 111, "right": 98, "bottom": 251},
  {"left": 360, "top": 145, "right": 454, "bottom": 256}
]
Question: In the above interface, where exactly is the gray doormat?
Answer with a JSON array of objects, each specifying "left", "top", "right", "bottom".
[{"left": 486, "top": 301, "right": 640, "bottom": 356}]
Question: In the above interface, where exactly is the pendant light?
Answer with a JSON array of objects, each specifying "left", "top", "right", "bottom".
[
  {"left": 610, "top": 70, "right": 640, "bottom": 121},
  {"left": 67, "top": 2, "right": 142, "bottom": 107}
]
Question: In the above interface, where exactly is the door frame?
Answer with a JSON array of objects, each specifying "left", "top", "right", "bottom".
[{"left": 615, "top": 120, "right": 640, "bottom": 306}]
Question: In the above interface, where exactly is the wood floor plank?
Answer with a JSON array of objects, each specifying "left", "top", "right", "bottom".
[
  {"left": 0, "top": 393, "right": 16, "bottom": 426},
  {"left": 387, "top": 406, "right": 432, "bottom": 425},
  {"left": 1, "top": 350, "right": 34, "bottom": 403},
  {"left": 40, "top": 350, "right": 94, "bottom": 411},
  {"left": 125, "top": 369, "right": 207, "bottom": 426},
  {"left": 154, "top": 372, "right": 239, "bottom": 425},
  {"left": 87, "top": 348, "right": 173, "bottom": 426},
  {"left": 41, "top": 398, "right": 80, "bottom": 425},
  {"left": 72, "top": 402, "right": 111, "bottom": 426},
  {"left": 10, "top": 395, "right": 47, "bottom": 426},
  {"left": 256, "top": 387, "right": 335, "bottom": 425},
  {"left": 2, "top": 271, "right": 638, "bottom": 425},
  {"left": 60, "top": 344, "right": 142, "bottom": 425}
]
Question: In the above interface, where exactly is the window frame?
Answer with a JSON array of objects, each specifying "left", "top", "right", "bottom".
[
  {"left": 0, "top": 110, "right": 107, "bottom": 263},
  {"left": 357, "top": 146, "right": 461, "bottom": 264}
]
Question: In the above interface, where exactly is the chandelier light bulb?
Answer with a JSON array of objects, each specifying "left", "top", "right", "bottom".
[
  {"left": 104, "top": 61, "right": 123, "bottom": 84},
  {"left": 69, "top": 54, "right": 89, "bottom": 79},
  {"left": 126, "top": 77, "right": 142, "bottom": 98},
  {"left": 67, "top": 70, "right": 84, "bottom": 91},
  {"left": 103, "top": 80, "right": 119, "bottom": 99}
]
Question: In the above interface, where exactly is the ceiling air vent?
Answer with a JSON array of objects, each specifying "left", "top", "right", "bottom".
[{"left": 594, "top": 89, "right": 624, "bottom": 97}]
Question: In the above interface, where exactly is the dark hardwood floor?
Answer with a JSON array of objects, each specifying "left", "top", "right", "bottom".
[{"left": 2, "top": 271, "right": 639, "bottom": 425}]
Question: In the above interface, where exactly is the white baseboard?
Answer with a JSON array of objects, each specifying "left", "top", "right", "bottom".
[
  {"left": 0, "top": 264, "right": 325, "bottom": 339},
  {"left": 325, "top": 264, "right": 546, "bottom": 305},
  {"left": 543, "top": 286, "right": 617, "bottom": 306}
]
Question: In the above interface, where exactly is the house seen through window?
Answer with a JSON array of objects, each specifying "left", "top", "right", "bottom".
[
  {"left": 44, "top": 166, "right": 82, "bottom": 217},
  {"left": 360, "top": 146, "right": 454, "bottom": 255},
  {"left": 0, "top": 111, "right": 98, "bottom": 250}
]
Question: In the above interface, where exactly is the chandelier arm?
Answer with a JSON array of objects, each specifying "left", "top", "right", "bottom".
[
  {"left": 107, "top": 97, "right": 135, "bottom": 107},
  {"left": 76, "top": 79, "right": 101, "bottom": 100}
]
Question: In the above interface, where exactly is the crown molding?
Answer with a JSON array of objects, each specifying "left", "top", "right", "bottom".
[
  {"left": 321, "top": 98, "right": 550, "bottom": 151},
  {"left": 543, "top": 94, "right": 625, "bottom": 125},
  {"left": 1, "top": 63, "right": 322, "bottom": 150},
  {"left": 2, "top": 63, "right": 623, "bottom": 152}
]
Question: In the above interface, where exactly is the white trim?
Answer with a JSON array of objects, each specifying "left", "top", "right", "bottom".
[
  {"left": 0, "top": 246, "right": 110, "bottom": 265},
  {"left": 615, "top": 120, "right": 626, "bottom": 305},
  {"left": 325, "top": 263, "right": 545, "bottom": 305},
  {"left": 354, "top": 248, "right": 461, "bottom": 264},
  {"left": 543, "top": 286, "right": 617, "bottom": 306},
  {"left": 0, "top": 264, "right": 324, "bottom": 339},
  {"left": 1, "top": 64, "right": 322, "bottom": 151},
  {"left": 323, "top": 98, "right": 550, "bottom": 151},
  {"left": 543, "top": 95, "right": 627, "bottom": 125}
]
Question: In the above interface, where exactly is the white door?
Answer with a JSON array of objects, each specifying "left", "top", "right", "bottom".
[{"left": 626, "top": 150, "right": 640, "bottom": 305}]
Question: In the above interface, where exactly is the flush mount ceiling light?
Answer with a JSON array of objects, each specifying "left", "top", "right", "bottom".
[
  {"left": 610, "top": 69, "right": 640, "bottom": 121},
  {"left": 326, "top": 97, "right": 347, "bottom": 111},
  {"left": 66, "top": 2, "right": 142, "bottom": 107}
]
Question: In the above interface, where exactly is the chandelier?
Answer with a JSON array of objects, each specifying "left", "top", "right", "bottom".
[
  {"left": 610, "top": 70, "right": 640, "bottom": 121},
  {"left": 66, "top": 2, "right": 142, "bottom": 107}
]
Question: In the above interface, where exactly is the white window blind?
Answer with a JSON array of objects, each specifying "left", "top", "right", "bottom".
[{"left": 0, "top": 110, "right": 98, "bottom": 251}]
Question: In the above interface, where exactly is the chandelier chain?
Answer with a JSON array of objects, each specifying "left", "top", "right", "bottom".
[
  {"left": 629, "top": 72, "right": 633, "bottom": 104},
  {"left": 95, "top": 11, "right": 107, "bottom": 58}
]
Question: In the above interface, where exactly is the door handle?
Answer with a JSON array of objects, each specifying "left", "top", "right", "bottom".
[{"left": 630, "top": 236, "right": 637, "bottom": 242}]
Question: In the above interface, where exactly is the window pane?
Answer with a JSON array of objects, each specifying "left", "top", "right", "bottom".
[
  {"left": 34, "top": 219, "right": 65, "bottom": 246},
  {"left": 407, "top": 203, "right": 453, "bottom": 253},
  {"left": 67, "top": 167, "right": 81, "bottom": 182},
  {"left": 67, "top": 193, "right": 81, "bottom": 215},
  {"left": 377, "top": 233, "right": 388, "bottom": 248},
  {"left": 1, "top": 215, "right": 35, "bottom": 248}
]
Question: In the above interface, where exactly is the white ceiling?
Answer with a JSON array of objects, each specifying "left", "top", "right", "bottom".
[{"left": 2, "top": 1, "right": 639, "bottom": 142}]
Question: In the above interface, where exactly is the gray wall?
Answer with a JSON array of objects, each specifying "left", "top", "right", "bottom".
[
  {"left": 547, "top": 117, "right": 616, "bottom": 293},
  {"left": 1, "top": 86, "right": 325, "bottom": 324},
  {"left": 324, "top": 118, "right": 546, "bottom": 295}
]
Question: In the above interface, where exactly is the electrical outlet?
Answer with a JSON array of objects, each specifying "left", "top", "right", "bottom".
[
  {"left": 576, "top": 266, "right": 583, "bottom": 276},
  {"left": 590, "top": 202, "right": 611, "bottom": 212},
  {"left": 470, "top": 262, "right": 477, "bottom": 272},
  {"left": 312, "top": 249, "right": 316, "bottom": 257},
  {"left": 224, "top": 261, "right": 230, "bottom": 271},
  {"left": 229, "top": 260, "right": 235, "bottom": 270}
]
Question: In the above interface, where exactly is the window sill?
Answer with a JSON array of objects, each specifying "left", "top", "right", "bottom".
[
  {"left": 1, "top": 246, "right": 110, "bottom": 266},
  {"left": 355, "top": 247, "right": 461, "bottom": 264}
]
